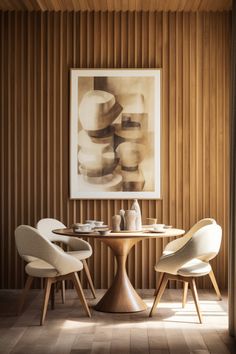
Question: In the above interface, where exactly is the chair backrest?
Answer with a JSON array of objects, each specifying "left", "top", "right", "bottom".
[
  {"left": 157, "top": 223, "right": 222, "bottom": 274},
  {"left": 187, "top": 218, "right": 216, "bottom": 236},
  {"left": 182, "top": 218, "right": 217, "bottom": 244},
  {"left": 37, "top": 218, "right": 92, "bottom": 252},
  {"left": 36, "top": 218, "right": 66, "bottom": 241},
  {"left": 15, "top": 225, "right": 82, "bottom": 275},
  {"left": 164, "top": 218, "right": 217, "bottom": 253},
  {"left": 187, "top": 223, "right": 222, "bottom": 261}
]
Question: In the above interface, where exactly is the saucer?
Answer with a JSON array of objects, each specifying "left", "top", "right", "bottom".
[
  {"left": 74, "top": 229, "right": 94, "bottom": 234},
  {"left": 94, "top": 225, "right": 108, "bottom": 229},
  {"left": 97, "top": 229, "right": 111, "bottom": 236},
  {"left": 113, "top": 229, "right": 143, "bottom": 233},
  {"left": 149, "top": 229, "right": 166, "bottom": 234}
]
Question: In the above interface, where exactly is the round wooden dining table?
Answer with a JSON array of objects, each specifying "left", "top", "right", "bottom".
[{"left": 53, "top": 227, "right": 185, "bottom": 313}]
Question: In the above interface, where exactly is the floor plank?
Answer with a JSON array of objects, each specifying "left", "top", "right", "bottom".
[{"left": 0, "top": 289, "right": 234, "bottom": 354}]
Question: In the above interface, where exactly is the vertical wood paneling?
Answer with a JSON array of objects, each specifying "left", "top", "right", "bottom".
[
  {"left": 0, "top": 11, "right": 230, "bottom": 290},
  {"left": 0, "top": 0, "right": 232, "bottom": 12}
]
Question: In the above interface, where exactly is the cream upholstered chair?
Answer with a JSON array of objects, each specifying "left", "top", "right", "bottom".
[
  {"left": 36, "top": 218, "right": 96, "bottom": 300},
  {"left": 149, "top": 221, "right": 222, "bottom": 323},
  {"left": 155, "top": 218, "right": 222, "bottom": 303},
  {"left": 15, "top": 225, "right": 91, "bottom": 325}
]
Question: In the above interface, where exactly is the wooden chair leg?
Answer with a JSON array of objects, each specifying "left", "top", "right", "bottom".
[
  {"left": 182, "top": 281, "right": 188, "bottom": 308},
  {"left": 82, "top": 260, "right": 96, "bottom": 299},
  {"left": 17, "top": 276, "right": 34, "bottom": 315},
  {"left": 50, "top": 283, "right": 55, "bottom": 310},
  {"left": 40, "top": 278, "right": 52, "bottom": 326},
  {"left": 189, "top": 278, "right": 203, "bottom": 324},
  {"left": 40, "top": 278, "right": 44, "bottom": 289},
  {"left": 149, "top": 273, "right": 169, "bottom": 317},
  {"left": 55, "top": 281, "right": 60, "bottom": 292},
  {"left": 154, "top": 272, "right": 164, "bottom": 296},
  {"left": 61, "top": 280, "right": 66, "bottom": 304},
  {"left": 209, "top": 270, "right": 222, "bottom": 300},
  {"left": 72, "top": 272, "right": 91, "bottom": 318},
  {"left": 55, "top": 280, "right": 66, "bottom": 303}
]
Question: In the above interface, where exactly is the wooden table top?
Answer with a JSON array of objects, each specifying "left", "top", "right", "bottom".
[{"left": 52, "top": 227, "right": 185, "bottom": 239}]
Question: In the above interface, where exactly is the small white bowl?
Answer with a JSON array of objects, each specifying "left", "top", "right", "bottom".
[
  {"left": 97, "top": 229, "right": 111, "bottom": 236},
  {"left": 85, "top": 220, "right": 96, "bottom": 228},
  {"left": 94, "top": 221, "right": 104, "bottom": 227},
  {"left": 153, "top": 224, "right": 165, "bottom": 232},
  {"left": 76, "top": 223, "right": 92, "bottom": 232}
]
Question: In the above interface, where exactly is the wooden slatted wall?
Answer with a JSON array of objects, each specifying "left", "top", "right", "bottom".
[
  {"left": 0, "top": 0, "right": 232, "bottom": 12},
  {"left": 0, "top": 11, "right": 230, "bottom": 289}
]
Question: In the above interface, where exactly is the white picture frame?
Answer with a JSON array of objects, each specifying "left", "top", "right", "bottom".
[{"left": 70, "top": 69, "right": 161, "bottom": 199}]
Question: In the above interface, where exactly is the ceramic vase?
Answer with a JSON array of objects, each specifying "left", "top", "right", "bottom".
[
  {"left": 119, "top": 209, "right": 126, "bottom": 230},
  {"left": 112, "top": 214, "right": 121, "bottom": 232},
  {"left": 131, "top": 199, "right": 142, "bottom": 230},
  {"left": 124, "top": 210, "right": 137, "bottom": 231}
]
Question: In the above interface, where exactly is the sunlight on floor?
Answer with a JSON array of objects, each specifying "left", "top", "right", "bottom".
[
  {"left": 1, "top": 289, "right": 232, "bottom": 354},
  {"left": 62, "top": 290, "right": 228, "bottom": 332},
  {"left": 63, "top": 320, "right": 93, "bottom": 329}
]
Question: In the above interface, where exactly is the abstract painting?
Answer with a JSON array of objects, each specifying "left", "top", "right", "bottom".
[{"left": 70, "top": 69, "right": 161, "bottom": 199}]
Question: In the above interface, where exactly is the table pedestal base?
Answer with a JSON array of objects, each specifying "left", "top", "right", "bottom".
[
  {"left": 52, "top": 227, "right": 185, "bottom": 313},
  {"left": 93, "top": 238, "right": 147, "bottom": 313},
  {"left": 94, "top": 271, "right": 147, "bottom": 313}
]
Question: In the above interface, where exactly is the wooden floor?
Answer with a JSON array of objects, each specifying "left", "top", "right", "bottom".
[{"left": 0, "top": 288, "right": 235, "bottom": 354}]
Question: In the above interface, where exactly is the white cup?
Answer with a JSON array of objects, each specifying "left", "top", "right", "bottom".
[
  {"left": 85, "top": 220, "right": 96, "bottom": 228},
  {"left": 153, "top": 224, "right": 165, "bottom": 232},
  {"left": 94, "top": 221, "right": 104, "bottom": 227},
  {"left": 77, "top": 223, "right": 92, "bottom": 232}
]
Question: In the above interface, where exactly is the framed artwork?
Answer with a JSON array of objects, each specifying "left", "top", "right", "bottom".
[{"left": 70, "top": 69, "right": 161, "bottom": 199}]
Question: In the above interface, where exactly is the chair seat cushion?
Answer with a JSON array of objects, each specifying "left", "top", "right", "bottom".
[
  {"left": 67, "top": 249, "right": 92, "bottom": 260},
  {"left": 25, "top": 260, "right": 59, "bottom": 278},
  {"left": 51, "top": 243, "right": 92, "bottom": 260},
  {"left": 177, "top": 259, "right": 211, "bottom": 277}
]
